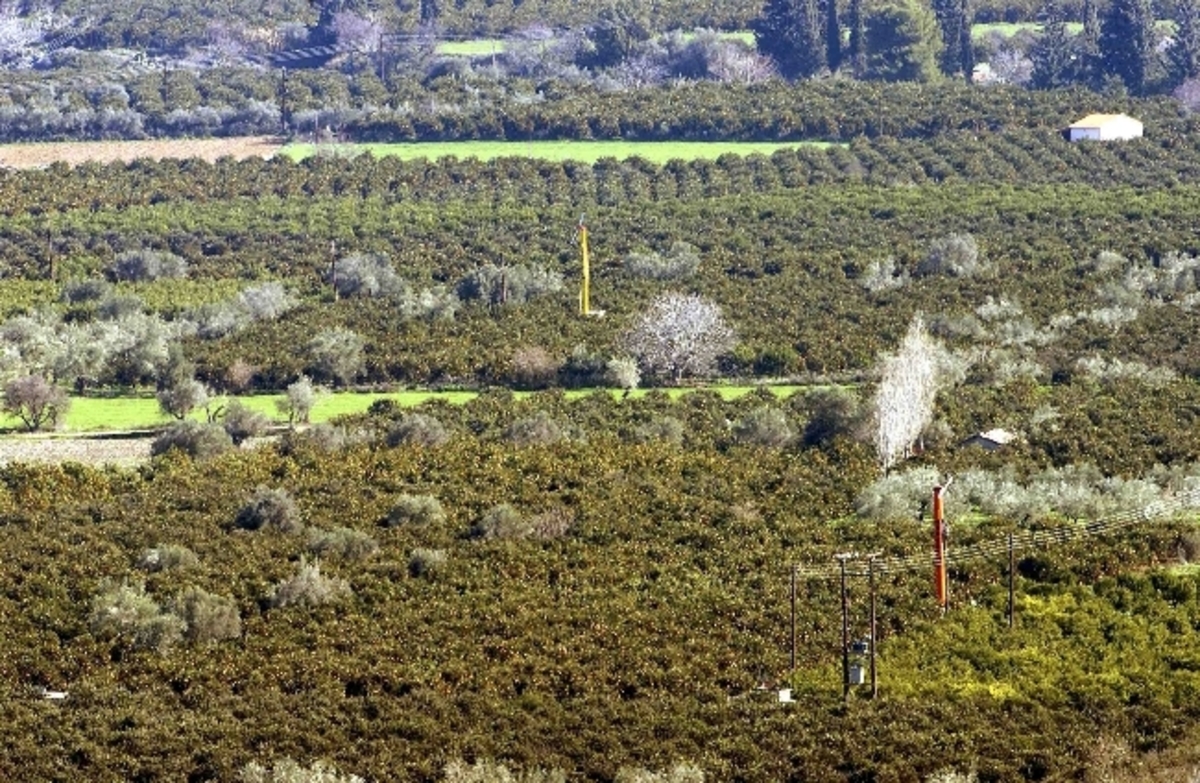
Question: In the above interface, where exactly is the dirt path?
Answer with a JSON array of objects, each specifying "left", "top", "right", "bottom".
[
  {"left": 0, "top": 136, "right": 283, "bottom": 169},
  {"left": 0, "top": 435, "right": 151, "bottom": 467}
]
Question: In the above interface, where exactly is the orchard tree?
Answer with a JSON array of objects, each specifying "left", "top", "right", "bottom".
[
  {"left": 620, "top": 292, "right": 736, "bottom": 383},
  {"left": 3, "top": 374, "right": 69, "bottom": 431},
  {"left": 753, "top": 0, "right": 827, "bottom": 78},
  {"left": 871, "top": 316, "right": 942, "bottom": 472}
]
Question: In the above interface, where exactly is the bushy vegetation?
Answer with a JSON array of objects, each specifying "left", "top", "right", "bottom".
[
  {"left": 5, "top": 41, "right": 1200, "bottom": 781},
  {"left": 1, "top": 383, "right": 1199, "bottom": 780}
]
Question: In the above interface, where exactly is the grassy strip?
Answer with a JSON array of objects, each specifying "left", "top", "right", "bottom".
[
  {"left": 2, "top": 386, "right": 804, "bottom": 434},
  {"left": 435, "top": 31, "right": 756, "bottom": 56},
  {"left": 279, "top": 140, "right": 835, "bottom": 164}
]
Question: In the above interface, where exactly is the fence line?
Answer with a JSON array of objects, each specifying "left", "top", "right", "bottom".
[{"left": 796, "top": 486, "right": 1200, "bottom": 580}]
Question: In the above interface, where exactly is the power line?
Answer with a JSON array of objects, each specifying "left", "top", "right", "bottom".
[{"left": 796, "top": 485, "right": 1200, "bottom": 580}]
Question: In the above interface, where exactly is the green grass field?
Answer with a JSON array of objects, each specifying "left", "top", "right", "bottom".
[
  {"left": 435, "top": 31, "right": 756, "bottom": 56},
  {"left": 1, "top": 386, "right": 804, "bottom": 434},
  {"left": 280, "top": 140, "right": 835, "bottom": 164}
]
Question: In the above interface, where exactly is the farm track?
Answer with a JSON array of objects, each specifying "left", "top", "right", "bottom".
[
  {"left": 0, "top": 433, "right": 152, "bottom": 466},
  {"left": 0, "top": 135, "right": 283, "bottom": 168},
  {"left": 0, "top": 432, "right": 277, "bottom": 466}
]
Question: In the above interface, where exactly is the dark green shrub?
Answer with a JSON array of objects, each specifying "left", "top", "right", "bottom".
[
  {"left": 106, "top": 249, "right": 188, "bottom": 282},
  {"left": 633, "top": 415, "right": 685, "bottom": 445},
  {"left": 223, "top": 399, "right": 271, "bottom": 446},
  {"left": 308, "top": 527, "right": 379, "bottom": 560},
  {"left": 88, "top": 580, "right": 185, "bottom": 653},
  {"left": 235, "top": 487, "right": 303, "bottom": 533},
  {"left": 731, "top": 406, "right": 794, "bottom": 448},
  {"left": 408, "top": 548, "right": 448, "bottom": 579},
  {"left": 530, "top": 507, "right": 576, "bottom": 539},
  {"left": 386, "top": 413, "right": 449, "bottom": 447},
  {"left": 136, "top": 544, "right": 199, "bottom": 572},
  {"left": 504, "top": 411, "right": 565, "bottom": 445},
  {"left": 238, "top": 757, "right": 363, "bottom": 782},
  {"left": 471, "top": 503, "right": 531, "bottom": 540},
  {"left": 173, "top": 586, "right": 242, "bottom": 644},
  {"left": 150, "top": 421, "right": 234, "bottom": 459},
  {"left": 268, "top": 558, "right": 352, "bottom": 609},
  {"left": 386, "top": 494, "right": 446, "bottom": 527}
]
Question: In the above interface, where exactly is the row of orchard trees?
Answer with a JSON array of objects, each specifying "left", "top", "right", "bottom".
[
  {"left": 5, "top": 375, "right": 1200, "bottom": 780},
  {"left": 0, "top": 67, "right": 1158, "bottom": 144},
  {"left": 7, "top": 177, "right": 1200, "bottom": 397}
]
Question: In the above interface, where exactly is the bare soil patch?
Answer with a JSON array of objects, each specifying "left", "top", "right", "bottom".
[
  {"left": 0, "top": 432, "right": 276, "bottom": 467},
  {"left": 0, "top": 434, "right": 151, "bottom": 467},
  {"left": 0, "top": 136, "right": 283, "bottom": 169}
]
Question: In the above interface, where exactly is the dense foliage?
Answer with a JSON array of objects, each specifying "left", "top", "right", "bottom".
[
  {"left": 5, "top": 118, "right": 1200, "bottom": 393},
  {"left": 1, "top": 385, "right": 1200, "bottom": 780}
]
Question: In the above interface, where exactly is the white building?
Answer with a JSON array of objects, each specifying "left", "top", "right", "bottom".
[
  {"left": 1067, "top": 113, "right": 1144, "bottom": 142},
  {"left": 960, "top": 429, "right": 1017, "bottom": 452}
]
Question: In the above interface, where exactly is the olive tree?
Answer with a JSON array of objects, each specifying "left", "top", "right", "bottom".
[
  {"left": 620, "top": 292, "right": 736, "bottom": 383},
  {"left": 306, "top": 328, "right": 365, "bottom": 386},
  {"left": 277, "top": 375, "right": 324, "bottom": 424},
  {"left": 2, "top": 374, "right": 69, "bottom": 431}
]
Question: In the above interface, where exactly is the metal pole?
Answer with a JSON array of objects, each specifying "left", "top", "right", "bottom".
[
  {"left": 790, "top": 564, "right": 797, "bottom": 673},
  {"left": 868, "top": 555, "right": 878, "bottom": 698},
  {"left": 279, "top": 68, "right": 287, "bottom": 136},
  {"left": 839, "top": 556, "right": 850, "bottom": 702},
  {"left": 933, "top": 485, "right": 948, "bottom": 613},
  {"left": 1008, "top": 532, "right": 1015, "bottom": 629}
]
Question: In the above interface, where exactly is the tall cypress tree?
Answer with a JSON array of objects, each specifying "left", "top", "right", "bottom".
[
  {"left": 931, "top": 0, "right": 968, "bottom": 75},
  {"left": 1100, "top": 0, "right": 1159, "bottom": 93},
  {"left": 847, "top": 0, "right": 867, "bottom": 76},
  {"left": 864, "top": 0, "right": 943, "bottom": 82},
  {"left": 1030, "top": 1, "right": 1077, "bottom": 89},
  {"left": 1171, "top": 0, "right": 1200, "bottom": 84},
  {"left": 958, "top": 0, "right": 974, "bottom": 82},
  {"left": 1077, "top": 0, "right": 1102, "bottom": 86},
  {"left": 753, "top": 0, "right": 828, "bottom": 78},
  {"left": 826, "top": 0, "right": 843, "bottom": 72}
]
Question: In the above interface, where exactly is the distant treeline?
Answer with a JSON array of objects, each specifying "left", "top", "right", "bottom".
[{"left": 0, "top": 75, "right": 1172, "bottom": 144}]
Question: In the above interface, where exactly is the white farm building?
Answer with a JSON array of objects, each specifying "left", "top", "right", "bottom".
[{"left": 1067, "top": 113, "right": 1144, "bottom": 142}]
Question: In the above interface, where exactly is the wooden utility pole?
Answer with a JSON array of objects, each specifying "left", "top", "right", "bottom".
[
  {"left": 868, "top": 553, "right": 879, "bottom": 698},
  {"left": 1008, "top": 533, "right": 1015, "bottom": 629},
  {"left": 933, "top": 485, "right": 948, "bottom": 612},
  {"left": 790, "top": 564, "right": 797, "bottom": 673},
  {"left": 836, "top": 553, "right": 852, "bottom": 702}
]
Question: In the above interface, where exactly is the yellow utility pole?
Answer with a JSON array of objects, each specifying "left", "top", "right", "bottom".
[
  {"left": 578, "top": 214, "right": 590, "bottom": 316},
  {"left": 576, "top": 215, "right": 604, "bottom": 317}
]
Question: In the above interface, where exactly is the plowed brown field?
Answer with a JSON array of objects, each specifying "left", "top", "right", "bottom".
[{"left": 0, "top": 135, "right": 283, "bottom": 168}]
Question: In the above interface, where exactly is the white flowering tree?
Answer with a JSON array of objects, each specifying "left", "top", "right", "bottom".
[
  {"left": 620, "top": 292, "right": 736, "bottom": 383},
  {"left": 872, "top": 316, "right": 942, "bottom": 472}
]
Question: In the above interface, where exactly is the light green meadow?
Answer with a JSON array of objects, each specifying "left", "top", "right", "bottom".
[
  {"left": 280, "top": 140, "right": 835, "bottom": 164},
  {"left": 1, "top": 386, "right": 804, "bottom": 433}
]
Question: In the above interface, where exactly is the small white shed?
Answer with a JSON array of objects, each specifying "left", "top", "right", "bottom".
[
  {"left": 1067, "top": 113, "right": 1143, "bottom": 142},
  {"left": 960, "top": 429, "right": 1016, "bottom": 452}
]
